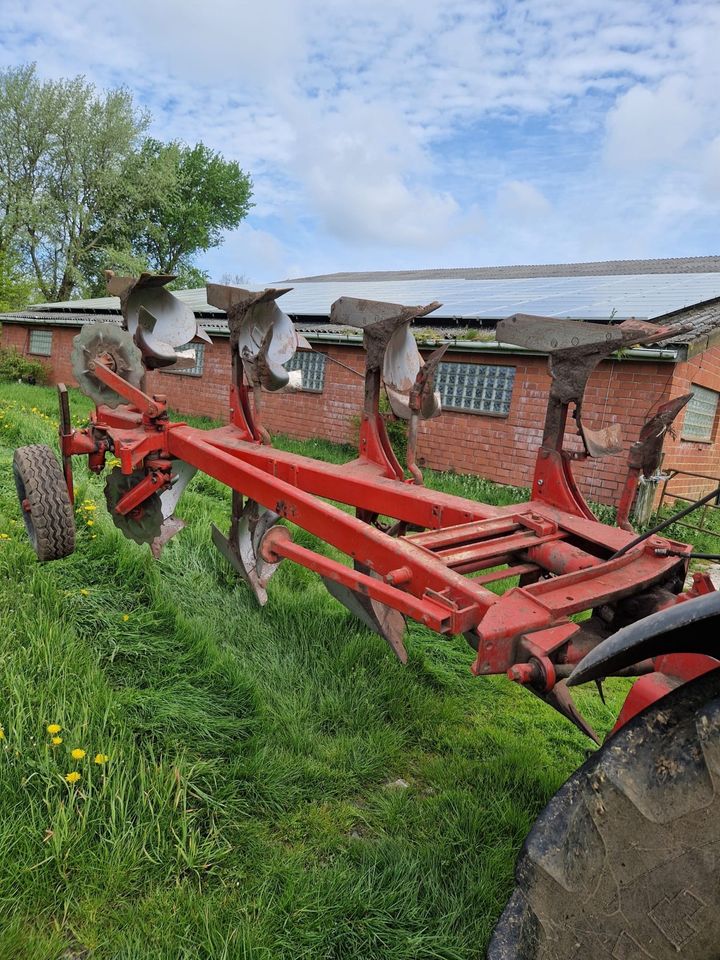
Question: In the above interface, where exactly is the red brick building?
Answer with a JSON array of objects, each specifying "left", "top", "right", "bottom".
[{"left": 2, "top": 258, "right": 720, "bottom": 507}]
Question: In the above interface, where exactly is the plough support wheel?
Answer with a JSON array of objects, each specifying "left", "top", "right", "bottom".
[
  {"left": 488, "top": 667, "right": 720, "bottom": 959},
  {"left": 13, "top": 445, "right": 75, "bottom": 561},
  {"left": 104, "top": 467, "right": 163, "bottom": 545}
]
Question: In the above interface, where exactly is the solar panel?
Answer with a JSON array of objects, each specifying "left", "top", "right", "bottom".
[
  {"left": 29, "top": 272, "right": 720, "bottom": 323},
  {"left": 263, "top": 273, "right": 720, "bottom": 320}
]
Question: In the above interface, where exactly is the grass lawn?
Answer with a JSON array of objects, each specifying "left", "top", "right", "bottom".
[{"left": 0, "top": 381, "right": 696, "bottom": 959}]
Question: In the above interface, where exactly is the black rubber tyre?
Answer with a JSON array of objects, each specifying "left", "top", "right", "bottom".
[
  {"left": 488, "top": 667, "right": 720, "bottom": 960},
  {"left": 13, "top": 444, "right": 75, "bottom": 561}
]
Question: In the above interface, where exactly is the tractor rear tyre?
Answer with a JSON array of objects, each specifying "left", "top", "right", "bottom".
[
  {"left": 488, "top": 667, "right": 720, "bottom": 959},
  {"left": 13, "top": 445, "right": 75, "bottom": 561}
]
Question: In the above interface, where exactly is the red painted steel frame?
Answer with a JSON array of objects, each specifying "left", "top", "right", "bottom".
[
  {"left": 65, "top": 401, "right": 690, "bottom": 667},
  {"left": 61, "top": 355, "right": 718, "bottom": 736},
  {"left": 166, "top": 423, "right": 689, "bottom": 660}
]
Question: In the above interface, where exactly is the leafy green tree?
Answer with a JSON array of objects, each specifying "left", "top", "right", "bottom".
[
  {"left": 0, "top": 65, "right": 253, "bottom": 302},
  {"left": 0, "top": 248, "right": 36, "bottom": 310},
  {"left": 0, "top": 64, "right": 149, "bottom": 301},
  {"left": 130, "top": 139, "right": 253, "bottom": 277}
]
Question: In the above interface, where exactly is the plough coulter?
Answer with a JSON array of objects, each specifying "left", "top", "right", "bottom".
[{"left": 13, "top": 273, "right": 720, "bottom": 958}]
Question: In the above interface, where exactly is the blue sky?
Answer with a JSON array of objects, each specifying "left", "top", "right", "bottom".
[{"left": 1, "top": 0, "right": 719, "bottom": 283}]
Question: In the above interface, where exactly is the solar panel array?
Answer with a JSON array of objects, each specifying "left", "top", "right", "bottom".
[
  {"left": 265, "top": 273, "right": 720, "bottom": 320},
  {"left": 26, "top": 272, "right": 720, "bottom": 323}
]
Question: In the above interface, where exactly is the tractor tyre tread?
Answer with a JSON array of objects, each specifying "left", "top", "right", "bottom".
[
  {"left": 13, "top": 444, "right": 75, "bottom": 561},
  {"left": 488, "top": 667, "right": 720, "bottom": 960}
]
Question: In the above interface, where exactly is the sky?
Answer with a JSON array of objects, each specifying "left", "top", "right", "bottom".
[{"left": 1, "top": 0, "right": 719, "bottom": 284}]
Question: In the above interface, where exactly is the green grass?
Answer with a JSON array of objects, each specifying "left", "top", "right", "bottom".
[{"left": 0, "top": 382, "right": 672, "bottom": 959}]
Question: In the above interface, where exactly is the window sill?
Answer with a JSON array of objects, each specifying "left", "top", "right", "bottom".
[
  {"left": 680, "top": 435, "right": 714, "bottom": 445},
  {"left": 442, "top": 406, "right": 510, "bottom": 418}
]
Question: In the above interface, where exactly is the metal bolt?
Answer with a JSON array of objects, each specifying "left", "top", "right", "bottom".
[
  {"left": 507, "top": 662, "right": 537, "bottom": 685},
  {"left": 507, "top": 663, "right": 531, "bottom": 684}
]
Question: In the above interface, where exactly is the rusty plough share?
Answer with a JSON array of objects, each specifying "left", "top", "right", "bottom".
[{"left": 14, "top": 273, "right": 718, "bottom": 744}]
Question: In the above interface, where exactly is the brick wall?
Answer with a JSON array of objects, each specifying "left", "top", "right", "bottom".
[
  {"left": 4, "top": 319, "right": 718, "bottom": 507},
  {"left": 412, "top": 351, "right": 679, "bottom": 503},
  {"left": 660, "top": 342, "right": 720, "bottom": 501}
]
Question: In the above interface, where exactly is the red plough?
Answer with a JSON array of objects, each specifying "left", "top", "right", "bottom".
[{"left": 13, "top": 273, "right": 720, "bottom": 958}]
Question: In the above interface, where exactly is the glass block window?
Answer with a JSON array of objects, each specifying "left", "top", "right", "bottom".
[
  {"left": 161, "top": 342, "right": 205, "bottom": 377},
  {"left": 29, "top": 329, "right": 53, "bottom": 356},
  {"left": 285, "top": 350, "right": 327, "bottom": 392},
  {"left": 436, "top": 362, "right": 515, "bottom": 415},
  {"left": 683, "top": 384, "right": 719, "bottom": 441}
]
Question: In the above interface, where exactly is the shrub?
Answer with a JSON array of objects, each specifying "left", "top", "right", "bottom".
[{"left": 0, "top": 346, "right": 49, "bottom": 384}]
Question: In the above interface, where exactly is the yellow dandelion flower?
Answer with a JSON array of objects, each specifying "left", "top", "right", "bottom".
[
  {"left": 94, "top": 753, "right": 109, "bottom": 765},
  {"left": 122, "top": 614, "right": 129, "bottom": 622},
  {"left": 79, "top": 588, "right": 89, "bottom": 596},
  {"left": 51, "top": 736, "right": 63, "bottom": 745},
  {"left": 0, "top": 727, "right": 5, "bottom": 740},
  {"left": 47, "top": 724, "right": 61, "bottom": 735},
  {"left": 83, "top": 504, "right": 96, "bottom": 511},
  {"left": 86, "top": 520, "right": 94, "bottom": 527},
  {"left": 64, "top": 771, "right": 81, "bottom": 784},
  {"left": 71, "top": 748, "right": 86, "bottom": 760}
]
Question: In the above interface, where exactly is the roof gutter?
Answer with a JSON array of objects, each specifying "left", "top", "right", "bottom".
[
  {"left": 304, "top": 331, "right": 680, "bottom": 361},
  {"left": 0, "top": 313, "right": 682, "bottom": 361}
]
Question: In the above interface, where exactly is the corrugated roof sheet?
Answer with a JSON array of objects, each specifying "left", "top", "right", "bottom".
[
  {"left": 0, "top": 309, "right": 363, "bottom": 339},
  {"left": 651, "top": 296, "right": 720, "bottom": 351},
  {"left": 285, "top": 256, "right": 720, "bottom": 282}
]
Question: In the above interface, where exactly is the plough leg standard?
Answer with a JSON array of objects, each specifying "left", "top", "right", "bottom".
[{"left": 13, "top": 273, "right": 720, "bottom": 958}]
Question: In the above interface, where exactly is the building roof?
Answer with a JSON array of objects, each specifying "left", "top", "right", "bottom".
[
  {"left": 3, "top": 256, "right": 720, "bottom": 359},
  {"left": 285, "top": 255, "right": 720, "bottom": 282},
  {"left": 653, "top": 295, "right": 720, "bottom": 356},
  {"left": 14, "top": 256, "right": 720, "bottom": 323}
]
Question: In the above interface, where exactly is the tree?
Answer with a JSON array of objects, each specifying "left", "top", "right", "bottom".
[
  {"left": 0, "top": 64, "right": 149, "bottom": 301},
  {"left": 0, "top": 248, "right": 36, "bottom": 310},
  {"left": 129, "top": 139, "right": 253, "bottom": 277},
  {"left": 219, "top": 271, "right": 250, "bottom": 287},
  {"left": 0, "top": 65, "right": 254, "bottom": 302}
]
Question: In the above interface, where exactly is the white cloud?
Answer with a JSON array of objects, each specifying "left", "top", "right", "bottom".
[
  {"left": 604, "top": 76, "right": 704, "bottom": 169},
  {"left": 497, "top": 181, "right": 552, "bottom": 220},
  {"left": 1, "top": 0, "right": 720, "bottom": 274},
  {"left": 204, "top": 223, "right": 299, "bottom": 285},
  {"left": 701, "top": 137, "right": 720, "bottom": 199}
]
